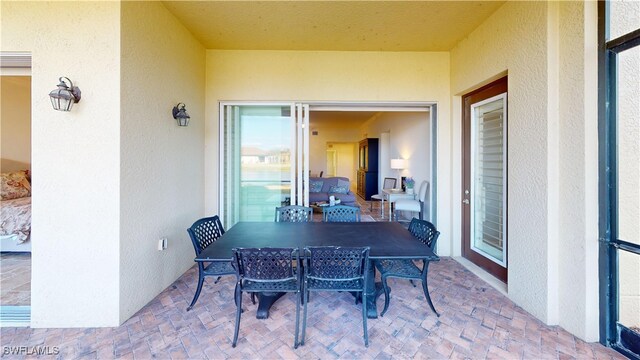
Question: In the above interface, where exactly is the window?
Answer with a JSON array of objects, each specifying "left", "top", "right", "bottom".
[{"left": 598, "top": 1, "right": 640, "bottom": 358}]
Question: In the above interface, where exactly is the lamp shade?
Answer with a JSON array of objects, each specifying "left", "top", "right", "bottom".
[{"left": 390, "top": 158, "right": 406, "bottom": 170}]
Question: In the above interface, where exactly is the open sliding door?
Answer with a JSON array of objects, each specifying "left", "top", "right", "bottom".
[{"left": 220, "top": 103, "right": 309, "bottom": 228}]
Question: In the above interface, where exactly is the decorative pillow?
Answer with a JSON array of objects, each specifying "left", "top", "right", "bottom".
[
  {"left": 328, "top": 185, "right": 349, "bottom": 194},
  {"left": 309, "top": 180, "right": 323, "bottom": 193},
  {"left": 337, "top": 179, "right": 350, "bottom": 189},
  {"left": 0, "top": 171, "right": 32, "bottom": 200}
]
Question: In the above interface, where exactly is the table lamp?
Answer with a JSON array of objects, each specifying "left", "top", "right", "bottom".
[{"left": 390, "top": 158, "right": 406, "bottom": 189}]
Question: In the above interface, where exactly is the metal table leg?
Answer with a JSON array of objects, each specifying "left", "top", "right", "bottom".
[{"left": 255, "top": 292, "right": 286, "bottom": 319}]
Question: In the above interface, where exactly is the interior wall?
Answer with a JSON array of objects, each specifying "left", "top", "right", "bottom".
[
  {"left": 119, "top": 1, "right": 206, "bottom": 322},
  {"left": 206, "top": 50, "right": 452, "bottom": 254},
  {"left": 308, "top": 121, "right": 360, "bottom": 177},
  {"left": 1, "top": 1, "right": 122, "bottom": 327},
  {"left": 450, "top": 0, "right": 600, "bottom": 341},
  {"left": 1, "top": 76, "right": 31, "bottom": 172},
  {"left": 327, "top": 142, "right": 357, "bottom": 183},
  {"left": 360, "top": 112, "right": 430, "bottom": 192}
]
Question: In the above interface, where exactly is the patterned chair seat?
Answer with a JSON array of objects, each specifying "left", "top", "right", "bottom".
[
  {"left": 306, "top": 278, "right": 364, "bottom": 291},
  {"left": 375, "top": 259, "right": 422, "bottom": 278},
  {"left": 203, "top": 261, "right": 235, "bottom": 276},
  {"left": 242, "top": 278, "right": 299, "bottom": 292}
]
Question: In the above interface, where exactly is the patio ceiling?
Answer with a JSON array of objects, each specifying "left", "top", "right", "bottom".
[{"left": 162, "top": 1, "right": 505, "bottom": 51}]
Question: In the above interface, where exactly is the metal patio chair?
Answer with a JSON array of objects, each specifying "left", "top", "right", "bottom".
[
  {"left": 231, "top": 247, "right": 302, "bottom": 348},
  {"left": 322, "top": 205, "right": 361, "bottom": 222},
  {"left": 374, "top": 218, "right": 440, "bottom": 317},
  {"left": 186, "top": 215, "right": 237, "bottom": 311},
  {"left": 300, "top": 246, "right": 370, "bottom": 347},
  {"left": 275, "top": 205, "right": 313, "bottom": 222}
]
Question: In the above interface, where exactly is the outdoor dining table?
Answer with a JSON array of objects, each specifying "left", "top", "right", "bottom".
[{"left": 195, "top": 221, "right": 440, "bottom": 319}]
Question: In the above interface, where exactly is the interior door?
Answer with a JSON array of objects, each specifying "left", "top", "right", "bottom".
[{"left": 462, "top": 77, "right": 508, "bottom": 283}]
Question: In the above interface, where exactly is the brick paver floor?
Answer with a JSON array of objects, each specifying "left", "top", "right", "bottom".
[{"left": 0, "top": 257, "right": 624, "bottom": 359}]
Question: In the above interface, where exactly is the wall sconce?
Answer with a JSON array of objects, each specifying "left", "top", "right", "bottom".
[
  {"left": 172, "top": 103, "right": 190, "bottom": 127},
  {"left": 49, "top": 77, "right": 81, "bottom": 111}
]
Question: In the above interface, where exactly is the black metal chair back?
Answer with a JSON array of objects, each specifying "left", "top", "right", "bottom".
[
  {"left": 408, "top": 218, "right": 440, "bottom": 251},
  {"left": 374, "top": 218, "right": 440, "bottom": 318},
  {"left": 187, "top": 215, "right": 225, "bottom": 255},
  {"left": 322, "top": 205, "right": 361, "bottom": 222},
  {"left": 233, "top": 247, "right": 299, "bottom": 283},
  {"left": 185, "top": 215, "right": 233, "bottom": 312},
  {"left": 231, "top": 247, "right": 302, "bottom": 348},
  {"left": 275, "top": 205, "right": 313, "bottom": 223},
  {"left": 304, "top": 246, "right": 368, "bottom": 281},
  {"left": 301, "top": 246, "right": 370, "bottom": 347}
]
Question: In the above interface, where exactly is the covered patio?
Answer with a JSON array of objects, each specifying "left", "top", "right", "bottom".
[{"left": 1, "top": 258, "right": 622, "bottom": 358}]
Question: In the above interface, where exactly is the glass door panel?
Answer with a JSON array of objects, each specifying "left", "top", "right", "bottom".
[
  {"left": 222, "top": 105, "right": 294, "bottom": 228},
  {"left": 470, "top": 93, "right": 507, "bottom": 266}
]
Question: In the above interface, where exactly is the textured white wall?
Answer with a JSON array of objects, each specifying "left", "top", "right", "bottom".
[
  {"left": 1, "top": 1, "right": 122, "bottom": 326},
  {"left": 557, "top": 1, "right": 599, "bottom": 340},
  {"left": 1, "top": 76, "right": 31, "bottom": 172},
  {"left": 205, "top": 50, "right": 452, "bottom": 254},
  {"left": 451, "top": 1, "right": 552, "bottom": 323},
  {"left": 119, "top": 1, "right": 206, "bottom": 322},
  {"left": 450, "top": 1, "right": 600, "bottom": 340}
]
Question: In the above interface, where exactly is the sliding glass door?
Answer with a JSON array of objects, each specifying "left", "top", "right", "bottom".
[{"left": 220, "top": 104, "right": 309, "bottom": 228}]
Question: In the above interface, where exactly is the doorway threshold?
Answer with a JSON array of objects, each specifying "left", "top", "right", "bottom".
[{"left": 453, "top": 257, "right": 507, "bottom": 296}]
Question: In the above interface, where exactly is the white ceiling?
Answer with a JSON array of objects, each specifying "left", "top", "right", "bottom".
[{"left": 162, "top": 1, "right": 505, "bottom": 51}]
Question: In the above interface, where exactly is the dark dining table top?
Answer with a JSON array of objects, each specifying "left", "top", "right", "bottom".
[{"left": 195, "top": 221, "right": 440, "bottom": 262}]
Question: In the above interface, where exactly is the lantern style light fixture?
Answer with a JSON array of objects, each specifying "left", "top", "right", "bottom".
[
  {"left": 49, "top": 77, "right": 81, "bottom": 111},
  {"left": 172, "top": 103, "right": 190, "bottom": 127}
]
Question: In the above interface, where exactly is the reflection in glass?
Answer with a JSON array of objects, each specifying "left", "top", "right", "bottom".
[
  {"left": 609, "top": 1, "right": 640, "bottom": 41},
  {"left": 471, "top": 94, "right": 506, "bottom": 265},
  {"left": 223, "top": 106, "right": 292, "bottom": 227},
  {"left": 619, "top": 250, "right": 640, "bottom": 335},
  {"left": 617, "top": 46, "right": 640, "bottom": 246}
]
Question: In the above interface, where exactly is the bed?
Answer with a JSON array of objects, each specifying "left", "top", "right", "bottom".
[{"left": 0, "top": 170, "right": 31, "bottom": 252}]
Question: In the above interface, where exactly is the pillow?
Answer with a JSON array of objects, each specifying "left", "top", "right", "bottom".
[
  {"left": 328, "top": 185, "right": 349, "bottom": 194},
  {"left": 1, "top": 171, "right": 31, "bottom": 200},
  {"left": 337, "top": 179, "right": 350, "bottom": 189},
  {"left": 309, "top": 180, "right": 323, "bottom": 193}
]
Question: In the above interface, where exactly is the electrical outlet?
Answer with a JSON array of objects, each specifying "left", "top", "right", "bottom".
[{"left": 158, "top": 238, "right": 168, "bottom": 251}]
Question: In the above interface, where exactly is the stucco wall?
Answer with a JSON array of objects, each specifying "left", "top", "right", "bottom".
[
  {"left": 450, "top": 1, "right": 600, "bottom": 340},
  {"left": 451, "top": 0, "right": 551, "bottom": 324},
  {"left": 1, "top": 76, "right": 31, "bottom": 172},
  {"left": 1, "top": 1, "right": 122, "bottom": 326},
  {"left": 557, "top": 0, "right": 599, "bottom": 340},
  {"left": 205, "top": 50, "right": 453, "bottom": 254},
  {"left": 119, "top": 1, "right": 206, "bottom": 322}
]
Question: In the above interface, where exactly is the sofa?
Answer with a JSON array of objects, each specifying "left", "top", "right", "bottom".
[{"left": 308, "top": 177, "right": 357, "bottom": 206}]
